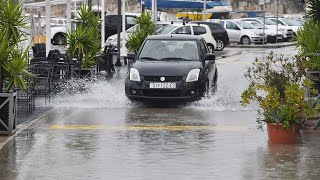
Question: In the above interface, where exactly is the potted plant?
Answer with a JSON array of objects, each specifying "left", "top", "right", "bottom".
[
  {"left": 241, "top": 52, "right": 314, "bottom": 143},
  {"left": 0, "top": 0, "right": 33, "bottom": 135},
  {"left": 66, "top": 5, "right": 101, "bottom": 78}
]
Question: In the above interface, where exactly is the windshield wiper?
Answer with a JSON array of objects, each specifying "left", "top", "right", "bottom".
[
  {"left": 160, "top": 57, "right": 191, "bottom": 61},
  {"left": 139, "top": 57, "right": 158, "bottom": 60}
]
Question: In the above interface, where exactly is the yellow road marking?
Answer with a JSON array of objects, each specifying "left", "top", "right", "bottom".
[{"left": 49, "top": 125, "right": 248, "bottom": 132}]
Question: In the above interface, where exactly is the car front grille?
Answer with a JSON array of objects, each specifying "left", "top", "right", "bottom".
[
  {"left": 143, "top": 90, "right": 183, "bottom": 97},
  {"left": 143, "top": 76, "right": 183, "bottom": 82}
]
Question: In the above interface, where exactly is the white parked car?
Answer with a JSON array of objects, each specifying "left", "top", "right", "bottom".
[
  {"left": 217, "top": 20, "right": 267, "bottom": 45},
  {"left": 155, "top": 23, "right": 217, "bottom": 53},
  {"left": 241, "top": 17, "right": 294, "bottom": 41},
  {"left": 269, "top": 18, "right": 302, "bottom": 35},
  {"left": 39, "top": 18, "right": 67, "bottom": 45},
  {"left": 106, "top": 22, "right": 171, "bottom": 57},
  {"left": 244, "top": 20, "right": 283, "bottom": 43}
]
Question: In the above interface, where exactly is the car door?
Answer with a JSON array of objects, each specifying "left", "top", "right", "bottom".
[
  {"left": 225, "top": 21, "right": 241, "bottom": 43},
  {"left": 199, "top": 39, "right": 215, "bottom": 88}
]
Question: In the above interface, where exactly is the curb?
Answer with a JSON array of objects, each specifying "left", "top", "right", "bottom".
[
  {"left": 228, "top": 42, "right": 296, "bottom": 48},
  {"left": 0, "top": 108, "right": 55, "bottom": 150}
]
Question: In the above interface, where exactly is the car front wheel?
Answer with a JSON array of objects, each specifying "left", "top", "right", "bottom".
[
  {"left": 240, "top": 36, "right": 251, "bottom": 45},
  {"left": 215, "top": 39, "right": 225, "bottom": 51}
]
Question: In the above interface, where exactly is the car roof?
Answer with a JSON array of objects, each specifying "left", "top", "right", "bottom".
[{"left": 146, "top": 34, "right": 202, "bottom": 41}]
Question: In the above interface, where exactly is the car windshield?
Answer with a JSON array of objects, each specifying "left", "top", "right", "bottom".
[
  {"left": 126, "top": 25, "right": 138, "bottom": 33},
  {"left": 138, "top": 39, "right": 199, "bottom": 61},
  {"left": 250, "top": 21, "right": 265, "bottom": 29},
  {"left": 236, "top": 21, "right": 254, "bottom": 29},
  {"left": 155, "top": 25, "right": 177, "bottom": 34},
  {"left": 281, "top": 19, "right": 301, "bottom": 26},
  {"left": 256, "top": 17, "right": 277, "bottom": 25}
]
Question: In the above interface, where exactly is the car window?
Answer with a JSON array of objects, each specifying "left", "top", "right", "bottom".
[
  {"left": 126, "top": 16, "right": 136, "bottom": 25},
  {"left": 219, "top": 21, "right": 225, "bottom": 26},
  {"left": 156, "top": 25, "right": 177, "bottom": 35},
  {"left": 213, "top": 23, "right": 226, "bottom": 31},
  {"left": 126, "top": 25, "right": 138, "bottom": 33},
  {"left": 139, "top": 39, "right": 199, "bottom": 60},
  {"left": 226, "top": 21, "right": 239, "bottom": 30},
  {"left": 251, "top": 21, "right": 265, "bottom": 29},
  {"left": 193, "top": 26, "right": 206, "bottom": 35},
  {"left": 281, "top": 19, "right": 301, "bottom": 26},
  {"left": 236, "top": 21, "right": 254, "bottom": 29},
  {"left": 256, "top": 17, "right": 277, "bottom": 25},
  {"left": 172, "top": 26, "right": 191, "bottom": 35},
  {"left": 109, "top": 16, "right": 120, "bottom": 26}
]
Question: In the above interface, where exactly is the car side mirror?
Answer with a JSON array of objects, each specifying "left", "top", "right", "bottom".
[
  {"left": 205, "top": 53, "right": 215, "bottom": 61},
  {"left": 127, "top": 52, "right": 135, "bottom": 60}
]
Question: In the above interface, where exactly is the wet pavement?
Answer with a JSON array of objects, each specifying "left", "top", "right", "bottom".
[{"left": 1, "top": 46, "right": 320, "bottom": 179}]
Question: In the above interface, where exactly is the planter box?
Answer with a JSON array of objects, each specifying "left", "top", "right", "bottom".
[
  {"left": 0, "top": 92, "right": 17, "bottom": 135},
  {"left": 267, "top": 123, "right": 298, "bottom": 144},
  {"left": 71, "top": 66, "right": 96, "bottom": 78}
]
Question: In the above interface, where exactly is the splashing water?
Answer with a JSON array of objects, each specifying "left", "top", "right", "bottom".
[{"left": 45, "top": 67, "right": 255, "bottom": 111}]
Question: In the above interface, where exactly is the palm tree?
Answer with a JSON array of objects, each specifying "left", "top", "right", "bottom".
[
  {"left": 126, "top": 12, "right": 156, "bottom": 53},
  {"left": 0, "top": 0, "right": 33, "bottom": 93},
  {"left": 306, "top": 0, "right": 320, "bottom": 23},
  {"left": 66, "top": 5, "right": 101, "bottom": 68}
]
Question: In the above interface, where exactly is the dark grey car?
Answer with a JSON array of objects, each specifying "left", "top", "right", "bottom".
[{"left": 125, "top": 34, "right": 218, "bottom": 102}]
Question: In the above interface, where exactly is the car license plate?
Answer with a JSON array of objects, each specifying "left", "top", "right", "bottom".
[{"left": 150, "top": 82, "right": 176, "bottom": 89}]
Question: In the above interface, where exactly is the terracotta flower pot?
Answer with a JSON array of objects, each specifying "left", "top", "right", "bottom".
[{"left": 267, "top": 123, "right": 297, "bottom": 144}]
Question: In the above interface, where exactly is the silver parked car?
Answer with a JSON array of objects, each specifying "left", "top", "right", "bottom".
[
  {"left": 244, "top": 20, "right": 283, "bottom": 43},
  {"left": 218, "top": 20, "right": 267, "bottom": 45}
]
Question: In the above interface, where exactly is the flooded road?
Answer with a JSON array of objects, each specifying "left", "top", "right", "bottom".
[{"left": 1, "top": 47, "right": 320, "bottom": 179}]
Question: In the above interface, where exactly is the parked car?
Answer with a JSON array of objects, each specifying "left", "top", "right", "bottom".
[
  {"left": 106, "top": 22, "right": 171, "bottom": 57},
  {"left": 217, "top": 20, "right": 267, "bottom": 44},
  {"left": 105, "top": 14, "right": 137, "bottom": 39},
  {"left": 125, "top": 34, "right": 218, "bottom": 101},
  {"left": 269, "top": 18, "right": 302, "bottom": 35},
  {"left": 193, "top": 21, "right": 229, "bottom": 51},
  {"left": 244, "top": 20, "right": 283, "bottom": 43},
  {"left": 155, "top": 23, "right": 217, "bottom": 53},
  {"left": 241, "top": 17, "right": 294, "bottom": 41}
]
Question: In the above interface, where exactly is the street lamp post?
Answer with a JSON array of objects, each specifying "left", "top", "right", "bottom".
[
  {"left": 115, "top": 0, "right": 122, "bottom": 66},
  {"left": 203, "top": 0, "right": 206, "bottom": 21},
  {"left": 276, "top": 0, "right": 279, "bottom": 43}
]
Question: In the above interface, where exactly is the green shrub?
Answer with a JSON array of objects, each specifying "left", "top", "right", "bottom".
[{"left": 241, "top": 52, "right": 314, "bottom": 129}]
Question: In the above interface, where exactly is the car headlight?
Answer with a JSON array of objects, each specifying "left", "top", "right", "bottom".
[
  {"left": 279, "top": 28, "right": 286, "bottom": 32},
  {"left": 129, "top": 68, "right": 141, "bottom": 82},
  {"left": 250, "top": 32, "right": 258, "bottom": 36},
  {"left": 186, "top": 69, "right": 200, "bottom": 82}
]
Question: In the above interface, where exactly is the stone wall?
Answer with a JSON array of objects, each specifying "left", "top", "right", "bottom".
[{"left": 228, "top": 0, "right": 305, "bottom": 14}]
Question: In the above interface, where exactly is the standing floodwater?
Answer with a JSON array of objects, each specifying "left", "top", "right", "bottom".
[{"left": 2, "top": 47, "right": 320, "bottom": 179}]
